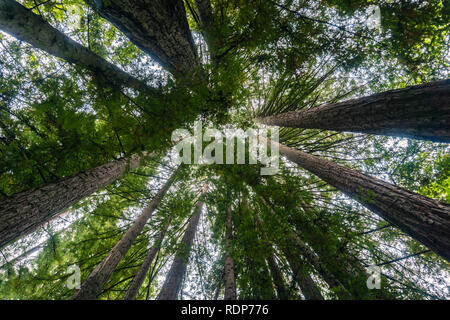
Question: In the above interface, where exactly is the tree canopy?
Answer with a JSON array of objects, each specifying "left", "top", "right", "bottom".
[{"left": 0, "top": 0, "right": 448, "bottom": 300}]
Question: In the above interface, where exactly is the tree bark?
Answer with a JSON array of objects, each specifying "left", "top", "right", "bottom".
[
  {"left": 253, "top": 212, "right": 289, "bottom": 299},
  {"left": 286, "top": 231, "right": 352, "bottom": 299},
  {"left": 0, "top": 0, "right": 156, "bottom": 93},
  {"left": 123, "top": 221, "right": 169, "bottom": 300},
  {"left": 266, "top": 251, "right": 290, "bottom": 300},
  {"left": 194, "top": 0, "right": 217, "bottom": 53},
  {"left": 84, "top": 0, "right": 200, "bottom": 78},
  {"left": 281, "top": 245, "right": 324, "bottom": 300},
  {"left": 213, "top": 265, "right": 225, "bottom": 300},
  {"left": 224, "top": 203, "right": 236, "bottom": 300},
  {"left": 256, "top": 197, "right": 351, "bottom": 299},
  {"left": 257, "top": 79, "right": 450, "bottom": 143},
  {"left": 292, "top": 204, "right": 397, "bottom": 299},
  {"left": 0, "top": 154, "right": 151, "bottom": 248},
  {"left": 276, "top": 141, "right": 450, "bottom": 261},
  {"left": 158, "top": 184, "right": 208, "bottom": 300},
  {"left": 71, "top": 166, "right": 179, "bottom": 300}
]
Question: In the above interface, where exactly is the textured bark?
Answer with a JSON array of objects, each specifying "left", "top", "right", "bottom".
[
  {"left": 0, "top": 154, "right": 149, "bottom": 248},
  {"left": 266, "top": 251, "right": 289, "bottom": 300},
  {"left": 276, "top": 141, "right": 450, "bottom": 262},
  {"left": 256, "top": 197, "right": 351, "bottom": 299},
  {"left": 253, "top": 213, "right": 289, "bottom": 299},
  {"left": 281, "top": 246, "right": 324, "bottom": 300},
  {"left": 194, "top": 0, "right": 216, "bottom": 50},
  {"left": 123, "top": 224, "right": 168, "bottom": 300},
  {"left": 257, "top": 79, "right": 450, "bottom": 143},
  {"left": 158, "top": 185, "right": 208, "bottom": 300},
  {"left": 84, "top": 0, "right": 199, "bottom": 77},
  {"left": 224, "top": 204, "right": 236, "bottom": 300},
  {"left": 292, "top": 204, "right": 396, "bottom": 299},
  {"left": 0, "top": 0, "right": 156, "bottom": 93},
  {"left": 286, "top": 232, "right": 352, "bottom": 299},
  {"left": 213, "top": 265, "right": 225, "bottom": 300},
  {"left": 194, "top": 0, "right": 215, "bottom": 32},
  {"left": 71, "top": 167, "right": 179, "bottom": 300}
]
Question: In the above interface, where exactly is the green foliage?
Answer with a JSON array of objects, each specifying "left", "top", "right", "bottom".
[{"left": 0, "top": 0, "right": 448, "bottom": 301}]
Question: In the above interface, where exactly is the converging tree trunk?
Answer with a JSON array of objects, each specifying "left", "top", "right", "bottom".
[
  {"left": 194, "top": 0, "right": 219, "bottom": 60},
  {"left": 257, "top": 79, "right": 450, "bottom": 143},
  {"left": 256, "top": 197, "right": 352, "bottom": 299},
  {"left": 158, "top": 184, "right": 208, "bottom": 300},
  {"left": 84, "top": 0, "right": 200, "bottom": 78},
  {"left": 71, "top": 167, "right": 179, "bottom": 300},
  {"left": 253, "top": 212, "right": 289, "bottom": 300},
  {"left": 0, "top": 0, "right": 156, "bottom": 93},
  {"left": 266, "top": 250, "right": 290, "bottom": 300},
  {"left": 224, "top": 203, "right": 236, "bottom": 300},
  {"left": 213, "top": 265, "right": 225, "bottom": 300},
  {"left": 292, "top": 203, "right": 397, "bottom": 299},
  {"left": 275, "top": 141, "right": 450, "bottom": 262},
  {"left": 123, "top": 219, "right": 170, "bottom": 300},
  {"left": 285, "top": 231, "right": 352, "bottom": 299},
  {"left": 0, "top": 154, "right": 152, "bottom": 248},
  {"left": 283, "top": 250, "right": 324, "bottom": 300}
]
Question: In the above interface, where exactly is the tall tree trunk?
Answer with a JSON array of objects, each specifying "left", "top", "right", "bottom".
[
  {"left": 285, "top": 231, "right": 352, "bottom": 299},
  {"left": 194, "top": 0, "right": 218, "bottom": 58},
  {"left": 71, "top": 167, "right": 179, "bottom": 300},
  {"left": 257, "top": 195, "right": 348, "bottom": 299},
  {"left": 224, "top": 203, "right": 236, "bottom": 300},
  {"left": 158, "top": 184, "right": 208, "bottom": 300},
  {"left": 213, "top": 265, "right": 225, "bottom": 300},
  {"left": 292, "top": 203, "right": 397, "bottom": 299},
  {"left": 283, "top": 249, "right": 324, "bottom": 300},
  {"left": 84, "top": 0, "right": 200, "bottom": 78},
  {"left": 266, "top": 251, "right": 290, "bottom": 300},
  {"left": 254, "top": 211, "right": 325, "bottom": 300},
  {"left": 257, "top": 79, "right": 450, "bottom": 143},
  {"left": 0, "top": 154, "right": 151, "bottom": 248},
  {"left": 253, "top": 212, "right": 289, "bottom": 299},
  {"left": 275, "top": 141, "right": 450, "bottom": 261},
  {"left": 0, "top": 0, "right": 156, "bottom": 93},
  {"left": 257, "top": 196, "right": 352, "bottom": 299},
  {"left": 123, "top": 219, "right": 170, "bottom": 300}
]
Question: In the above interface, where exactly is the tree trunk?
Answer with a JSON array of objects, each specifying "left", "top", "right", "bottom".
[
  {"left": 158, "top": 184, "right": 208, "bottom": 300},
  {"left": 123, "top": 221, "right": 169, "bottom": 300},
  {"left": 255, "top": 213, "right": 325, "bottom": 300},
  {"left": 266, "top": 251, "right": 290, "bottom": 300},
  {"left": 276, "top": 141, "right": 450, "bottom": 262},
  {"left": 292, "top": 204, "right": 397, "bottom": 299},
  {"left": 84, "top": 0, "right": 199, "bottom": 78},
  {"left": 0, "top": 0, "right": 155, "bottom": 93},
  {"left": 213, "top": 265, "right": 225, "bottom": 300},
  {"left": 281, "top": 246, "right": 324, "bottom": 300},
  {"left": 0, "top": 154, "right": 151, "bottom": 248},
  {"left": 194, "top": 0, "right": 217, "bottom": 56},
  {"left": 256, "top": 197, "right": 351, "bottom": 299},
  {"left": 286, "top": 232, "right": 352, "bottom": 299},
  {"left": 71, "top": 167, "right": 179, "bottom": 300},
  {"left": 257, "top": 79, "right": 450, "bottom": 143},
  {"left": 253, "top": 212, "right": 289, "bottom": 299},
  {"left": 224, "top": 204, "right": 236, "bottom": 300}
]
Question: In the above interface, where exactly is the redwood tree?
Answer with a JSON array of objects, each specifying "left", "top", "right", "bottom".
[
  {"left": 256, "top": 79, "right": 450, "bottom": 143},
  {"left": 275, "top": 140, "right": 450, "bottom": 262},
  {"left": 71, "top": 166, "right": 179, "bottom": 300},
  {"left": 158, "top": 185, "right": 208, "bottom": 300},
  {"left": 0, "top": 154, "right": 152, "bottom": 248}
]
